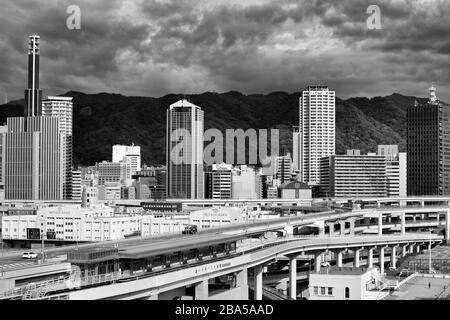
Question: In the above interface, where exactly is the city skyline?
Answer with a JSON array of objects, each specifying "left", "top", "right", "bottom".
[{"left": 0, "top": 0, "right": 449, "bottom": 102}]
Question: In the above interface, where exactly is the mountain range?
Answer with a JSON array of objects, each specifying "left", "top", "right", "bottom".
[{"left": 0, "top": 91, "right": 435, "bottom": 166}]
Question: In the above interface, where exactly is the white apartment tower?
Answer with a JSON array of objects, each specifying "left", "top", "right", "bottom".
[
  {"left": 299, "top": 86, "right": 335, "bottom": 185},
  {"left": 112, "top": 144, "right": 141, "bottom": 175},
  {"left": 42, "top": 96, "right": 73, "bottom": 199}
]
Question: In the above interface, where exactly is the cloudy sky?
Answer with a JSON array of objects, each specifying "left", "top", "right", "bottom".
[{"left": 1, "top": 0, "right": 449, "bottom": 102}]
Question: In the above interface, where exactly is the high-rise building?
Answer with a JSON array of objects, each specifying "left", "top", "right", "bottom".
[
  {"left": 0, "top": 126, "right": 7, "bottom": 200},
  {"left": 231, "top": 165, "right": 257, "bottom": 199},
  {"left": 292, "top": 126, "right": 302, "bottom": 178},
  {"left": 24, "top": 35, "right": 43, "bottom": 117},
  {"left": 275, "top": 154, "right": 292, "bottom": 184},
  {"left": 377, "top": 145, "right": 407, "bottom": 197},
  {"left": 71, "top": 170, "right": 82, "bottom": 201},
  {"left": 299, "top": 86, "right": 335, "bottom": 185},
  {"left": 112, "top": 144, "right": 141, "bottom": 175},
  {"left": 5, "top": 117, "right": 63, "bottom": 200},
  {"left": 205, "top": 163, "right": 232, "bottom": 199},
  {"left": 43, "top": 96, "right": 73, "bottom": 199},
  {"left": 407, "top": 85, "right": 450, "bottom": 196},
  {"left": 319, "top": 150, "right": 386, "bottom": 198},
  {"left": 166, "top": 100, "right": 204, "bottom": 199}
]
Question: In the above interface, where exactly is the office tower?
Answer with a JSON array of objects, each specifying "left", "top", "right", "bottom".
[
  {"left": 275, "top": 154, "right": 292, "bottom": 184},
  {"left": 5, "top": 117, "right": 63, "bottom": 200},
  {"left": 43, "top": 96, "right": 73, "bottom": 199},
  {"left": 231, "top": 165, "right": 257, "bottom": 199},
  {"left": 166, "top": 100, "right": 204, "bottom": 199},
  {"left": 96, "top": 161, "right": 129, "bottom": 186},
  {"left": 0, "top": 126, "right": 7, "bottom": 200},
  {"left": 112, "top": 144, "right": 141, "bottom": 174},
  {"left": 206, "top": 163, "right": 232, "bottom": 199},
  {"left": 292, "top": 126, "right": 302, "bottom": 177},
  {"left": 71, "top": 170, "right": 82, "bottom": 201},
  {"left": 377, "top": 145, "right": 407, "bottom": 197},
  {"left": 407, "top": 85, "right": 450, "bottom": 195},
  {"left": 299, "top": 86, "right": 335, "bottom": 185},
  {"left": 319, "top": 150, "right": 386, "bottom": 198},
  {"left": 24, "top": 35, "right": 43, "bottom": 117}
]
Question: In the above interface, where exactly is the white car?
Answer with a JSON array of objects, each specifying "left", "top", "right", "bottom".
[{"left": 22, "top": 252, "right": 38, "bottom": 259}]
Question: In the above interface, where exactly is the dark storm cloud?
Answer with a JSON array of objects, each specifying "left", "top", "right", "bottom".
[{"left": 0, "top": 0, "right": 449, "bottom": 102}]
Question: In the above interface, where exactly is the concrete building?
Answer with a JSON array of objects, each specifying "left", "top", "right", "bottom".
[
  {"left": 275, "top": 154, "right": 292, "bottom": 184},
  {"left": 5, "top": 116, "right": 63, "bottom": 200},
  {"left": 42, "top": 96, "right": 73, "bottom": 200},
  {"left": 96, "top": 161, "right": 130, "bottom": 186},
  {"left": 206, "top": 163, "right": 232, "bottom": 199},
  {"left": 319, "top": 151, "right": 387, "bottom": 198},
  {"left": 166, "top": 100, "right": 204, "bottom": 199},
  {"left": 309, "top": 267, "right": 386, "bottom": 300},
  {"left": 299, "top": 86, "right": 335, "bottom": 185},
  {"left": 231, "top": 166, "right": 257, "bottom": 199},
  {"left": 1, "top": 204, "right": 141, "bottom": 243},
  {"left": 121, "top": 186, "right": 136, "bottom": 200},
  {"left": 97, "top": 183, "right": 121, "bottom": 201},
  {"left": 112, "top": 144, "right": 141, "bottom": 175},
  {"left": 71, "top": 170, "right": 82, "bottom": 201},
  {"left": 377, "top": 145, "right": 407, "bottom": 197},
  {"left": 292, "top": 126, "right": 302, "bottom": 178},
  {"left": 82, "top": 186, "right": 98, "bottom": 207},
  {"left": 407, "top": 85, "right": 450, "bottom": 196},
  {"left": 278, "top": 181, "right": 312, "bottom": 200}
]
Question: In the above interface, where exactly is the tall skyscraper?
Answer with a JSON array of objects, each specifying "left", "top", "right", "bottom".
[
  {"left": 407, "top": 85, "right": 450, "bottom": 195},
  {"left": 166, "top": 100, "right": 204, "bottom": 199},
  {"left": 24, "top": 35, "right": 43, "bottom": 117},
  {"left": 112, "top": 144, "right": 141, "bottom": 174},
  {"left": 299, "top": 86, "right": 335, "bottom": 185},
  {"left": 5, "top": 117, "right": 63, "bottom": 200},
  {"left": 43, "top": 96, "right": 73, "bottom": 199},
  {"left": 0, "top": 125, "right": 7, "bottom": 200},
  {"left": 275, "top": 154, "right": 292, "bottom": 184}
]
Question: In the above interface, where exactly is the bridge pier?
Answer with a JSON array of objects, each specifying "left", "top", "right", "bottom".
[
  {"left": 337, "top": 250, "right": 344, "bottom": 268},
  {"left": 349, "top": 218, "right": 355, "bottom": 236},
  {"left": 379, "top": 247, "right": 385, "bottom": 274},
  {"left": 254, "top": 265, "right": 263, "bottom": 300},
  {"left": 401, "top": 212, "right": 405, "bottom": 236},
  {"left": 289, "top": 255, "right": 297, "bottom": 300},
  {"left": 412, "top": 215, "right": 417, "bottom": 222},
  {"left": 409, "top": 244, "right": 415, "bottom": 254},
  {"left": 314, "top": 252, "right": 322, "bottom": 273},
  {"left": 391, "top": 246, "right": 397, "bottom": 269},
  {"left": 416, "top": 244, "right": 421, "bottom": 253},
  {"left": 236, "top": 268, "right": 249, "bottom": 300},
  {"left": 340, "top": 221, "right": 346, "bottom": 236},
  {"left": 195, "top": 279, "right": 209, "bottom": 300},
  {"left": 368, "top": 248, "right": 374, "bottom": 268},
  {"left": 354, "top": 249, "right": 361, "bottom": 268},
  {"left": 402, "top": 245, "right": 407, "bottom": 257},
  {"left": 378, "top": 213, "right": 383, "bottom": 236},
  {"left": 446, "top": 211, "right": 450, "bottom": 245}
]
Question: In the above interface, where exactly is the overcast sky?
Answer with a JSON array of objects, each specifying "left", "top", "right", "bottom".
[{"left": 1, "top": 0, "right": 449, "bottom": 102}]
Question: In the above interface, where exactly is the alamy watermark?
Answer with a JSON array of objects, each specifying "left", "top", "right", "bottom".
[
  {"left": 66, "top": 5, "right": 81, "bottom": 30},
  {"left": 366, "top": 5, "right": 382, "bottom": 30},
  {"left": 170, "top": 128, "right": 279, "bottom": 166}
]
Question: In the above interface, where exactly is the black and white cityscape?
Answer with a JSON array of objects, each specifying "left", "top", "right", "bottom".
[{"left": 1, "top": 0, "right": 450, "bottom": 305}]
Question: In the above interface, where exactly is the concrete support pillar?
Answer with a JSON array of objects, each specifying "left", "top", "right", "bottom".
[
  {"left": 402, "top": 245, "right": 407, "bottom": 257},
  {"left": 380, "top": 247, "right": 385, "bottom": 275},
  {"left": 289, "top": 256, "right": 297, "bottom": 300},
  {"left": 195, "top": 280, "right": 209, "bottom": 300},
  {"left": 421, "top": 201, "right": 425, "bottom": 207},
  {"left": 354, "top": 249, "right": 361, "bottom": 268},
  {"left": 349, "top": 219, "right": 355, "bottom": 236},
  {"left": 416, "top": 244, "right": 421, "bottom": 254},
  {"left": 391, "top": 246, "right": 397, "bottom": 269},
  {"left": 437, "top": 213, "right": 440, "bottom": 224},
  {"left": 236, "top": 268, "right": 248, "bottom": 300},
  {"left": 409, "top": 244, "right": 414, "bottom": 254},
  {"left": 368, "top": 248, "right": 374, "bottom": 268},
  {"left": 337, "top": 250, "right": 344, "bottom": 268},
  {"left": 378, "top": 213, "right": 383, "bottom": 236},
  {"left": 401, "top": 212, "right": 406, "bottom": 236},
  {"left": 340, "top": 221, "right": 346, "bottom": 236},
  {"left": 319, "top": 227, "right": 325, "bottom": 237},
  {"left": 284, "top": 225, "right": 294, "bottom": 237},
  {"left": 446, "top": 211, "right": 450, "bottom": 244},
  {"left": 315, "top": 253, "right": 322, "bottom": 273},
  {"left": 254, "top": 265, "right": 263, "bottom": 300},
  {"left": 413, "top": 215, "right": 416, "bottom": 222}
]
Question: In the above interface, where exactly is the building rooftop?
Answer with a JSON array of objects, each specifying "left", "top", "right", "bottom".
[{"left": 315, "top": 266, "right": 374, "bottom": 276}]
